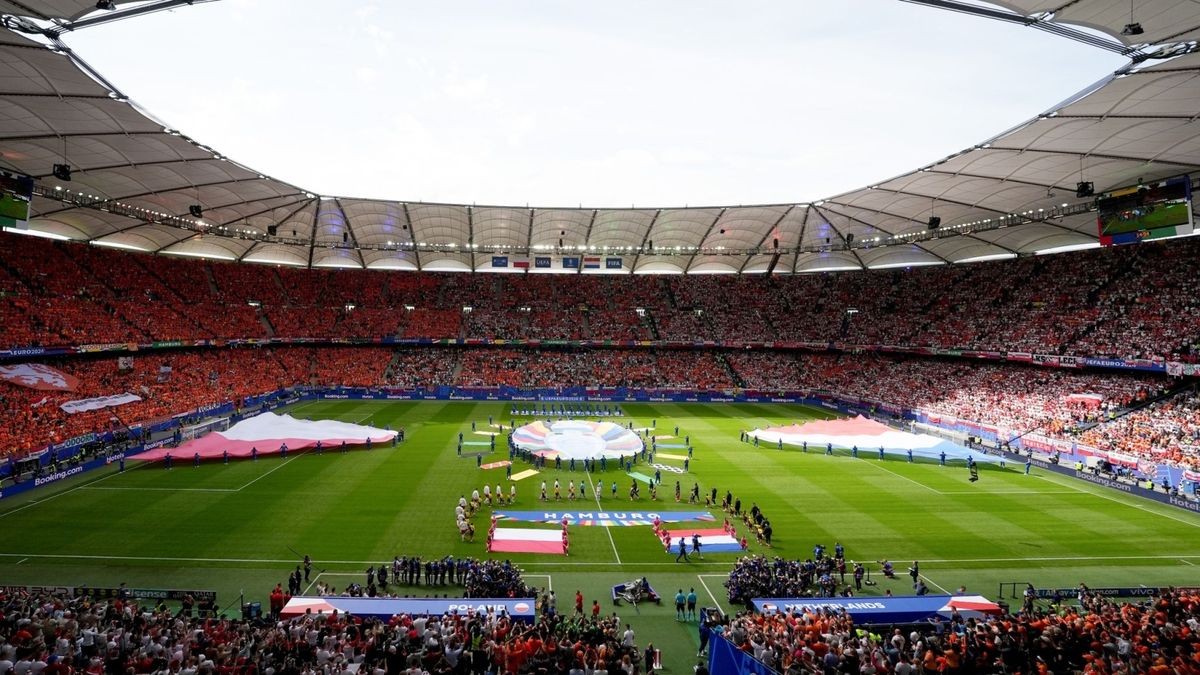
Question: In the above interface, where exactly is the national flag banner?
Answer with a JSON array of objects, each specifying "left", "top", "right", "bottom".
[
  {"left": 658, "top": 527, "right": 744, "bottom": 553},
  {"left": 583, "top": 257, "right": 601, "bottom": 269},
  {"left": 512, "top": 258, "right": 530, "bottom": 269},
  {"left": 605, "top": 257, "right": 623, "bottom": 269},
  {"left": 562, "top": 257, "right": 581, "bottom": 269},
  {"left": 491, "top": 256, "right": 509, "bottom": 268},
  {"left": 137, "top": 412, "right": 396, "bottom": 461},
  {"left": 60, "top": 392, "right": 142, "bottom": 414},
  {"left": 535, "top": 257, "right": 552, "bottom": 268},
  {"left": 1183, "top": 469, "right": 1200, "bottom": 482},
  {"left": 488, "top": 527, "right": 567, "bottom": 555},
  {"left": 0, "top": 363, "right": 80, "bottom": 391}
]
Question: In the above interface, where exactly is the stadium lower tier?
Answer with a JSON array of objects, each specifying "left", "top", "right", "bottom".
[
  {"left": 1, "top": 346, "right": 1196, "bottom": 474},
  {"left": 2, "top": 230, "right": 1199, "bottom": 361}
]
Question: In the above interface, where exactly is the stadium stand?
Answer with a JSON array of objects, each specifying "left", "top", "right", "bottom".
[
  {"left": 2, "top": 233, "right": 1199, "bottom": 361},
  {"left": 716, "top": 586, "right": 1200, "bottom": 674}
]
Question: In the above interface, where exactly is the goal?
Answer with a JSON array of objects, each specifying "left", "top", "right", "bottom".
[{"left": 180, "top": 417, "right": 230, "bottom": 442}]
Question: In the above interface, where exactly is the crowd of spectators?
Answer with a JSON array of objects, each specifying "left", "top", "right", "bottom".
[
  {"left": 452, "top": 349, "right": 732, "bottom": 390},
  {"left": 728, "top": 353, "right": 1162, "bottom": 436},
  {"left": 1080, "top": 388, "right": 1200, "bottom": 470},
  {"left": 0, "top": 344, "right": 1184, "bottom": 462},
  {"left": 0, "top": 347, "right": 392, "bottom": 459},
  {"left": 715, "top": 586, "right": 1200, "bottom": 674},
  {"left": 0, "top": 585, "right": 661, "bottom": 675},
  {"left": 4, "top": 232, "right": 1200, "bottom": 362}
]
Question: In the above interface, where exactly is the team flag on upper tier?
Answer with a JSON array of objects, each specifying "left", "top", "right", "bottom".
[
  {"left": 0, "top": 363, "right": 79, "bottom": 391},
  {"left": 583, "top": 256, "right": 601, "bottom": 269}
]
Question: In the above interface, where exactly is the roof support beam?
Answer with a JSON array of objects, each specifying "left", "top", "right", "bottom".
[
  {"left": 37, "top": 176, "right": 272, "bottom": 218},
  {"left": 983, "top": 146, "right": 1200, "bottom": 168},
  {"left": 630, "top": 209, "right": 662, "bottom": 273},
  {"left": 922, "top": 168, "right": 1074, "bottom": 192},
  {"left": 333, "top": 197, "right": 367, "bottom": 269},
  {"left": 150, "top": 232, "right": 198, "bottom": 254},
  {"left": 1, "top": 130, "right": 164, "bottom": 142},
  {"left": 737, "top": 205, "right": 796, "bottom": 273},
  {"left": 0, "top": 91, "right": 115, "bottom": 100},
  {"left": 791, "top": 205, "right": 812, "bottom": 274},
  {"left": 524, "top": 208, "right": 535, "bottom": 266},
  {"left": 30, "top": 157, "right": 222, "bottom": 180},
  {"left": 818, "top": 203, "right": 951, "bottom": 264},
  {"left": 466, "top": 206, "right": 475, "bottom": 271},
  {"left": 54, "top": 0, "right": 219, "bottom": 32},
  {"left": 306, "top": 200, "right": 320, "bottom": 269},
  {"left": 963, "top": 233, "right": 1020, "bottom": 255},
  {"left": 400, "top": 202, "right": 421, "bottom": 271},
  {"left": 684, "top": 207, "right": 726, "bottom": 272},
  {"left": 213, "top": 196, "right": 311, "bottom": 230},
  {"left": 577, "top": 209, "right": 598, "bottom": 274},
  {"left": 811, "top": 206, "right": 866, "bottom": 269}
]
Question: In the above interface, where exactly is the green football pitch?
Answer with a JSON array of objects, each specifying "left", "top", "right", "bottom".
[{"left": 3, "top": 400, "right": 1199, "bottom": 672}]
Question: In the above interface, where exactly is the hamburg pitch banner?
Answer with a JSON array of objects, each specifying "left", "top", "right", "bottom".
[
  {"left": 493, "top": 510, "right": 714, "bottom": 525},
  {"left": 0, "top": 363, "right": 79, "bottom": 391}
]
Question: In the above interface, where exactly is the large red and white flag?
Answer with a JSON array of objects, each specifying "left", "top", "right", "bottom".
[{"left": 0, "top": 363, "right": 79, "bottom": 391}]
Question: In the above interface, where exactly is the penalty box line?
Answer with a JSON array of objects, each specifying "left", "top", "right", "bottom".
[{"left": 696, "top": 574, "right": 727, "bottom": 618}]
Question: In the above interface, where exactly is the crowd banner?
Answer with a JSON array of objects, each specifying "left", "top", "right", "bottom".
[{"left": 60, "top": 392, "right": 141, "bottom": 414}]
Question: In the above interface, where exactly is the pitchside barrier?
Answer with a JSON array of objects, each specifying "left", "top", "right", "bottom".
[
  {"left": 997, "top": 583, "right": 1200, "bottom": 600},
  {"left": 0, "top": 584, "right": 218, "bottom": 614}
]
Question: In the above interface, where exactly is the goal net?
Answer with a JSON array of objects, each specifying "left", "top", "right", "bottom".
[{"left": 181, "top": 417, "right": 230, "bottom": 442}]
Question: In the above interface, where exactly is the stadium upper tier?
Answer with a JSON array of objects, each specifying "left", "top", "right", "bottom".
[
  {"left": 1, "top": 232, "right": 1198, "bottom": 362},
  {"left": 1, "top": 1, "right": 1200, "bottom": 270}
]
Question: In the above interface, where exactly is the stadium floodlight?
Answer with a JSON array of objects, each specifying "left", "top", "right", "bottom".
[
  {"left": 188, "top": 204, "right": 203, "bottom": 218},
  {"left": 52, "top": 163, "right": 72, "bottom": 181}
]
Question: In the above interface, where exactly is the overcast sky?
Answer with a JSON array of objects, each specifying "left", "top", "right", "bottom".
[{"left": 68, "top": 0, "right": 1125, "bottom": 207}]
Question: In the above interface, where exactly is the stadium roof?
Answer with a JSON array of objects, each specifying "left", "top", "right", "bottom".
[{"left": 1, "top": 0, "right": 1199, "bottom": 273}]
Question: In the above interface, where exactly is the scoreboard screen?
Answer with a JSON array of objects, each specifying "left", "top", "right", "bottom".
[
  {"left": 1097, "top": 176, "right": 1193, "bottom": 246},
  {"left": 0, "top": 170, "right": 34, "bottom": 227}
]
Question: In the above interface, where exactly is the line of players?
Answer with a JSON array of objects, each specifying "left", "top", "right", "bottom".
[
  {"left": 456, "top": 483, "right": 518, "bottom": 541},
  {"left": 537, "top": 475, "right": 704, "bottom": 502}
]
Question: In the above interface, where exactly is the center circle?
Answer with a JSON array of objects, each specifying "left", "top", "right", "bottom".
[{"left": 511, "top": 420, "right": 644, "bottom": 461}]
